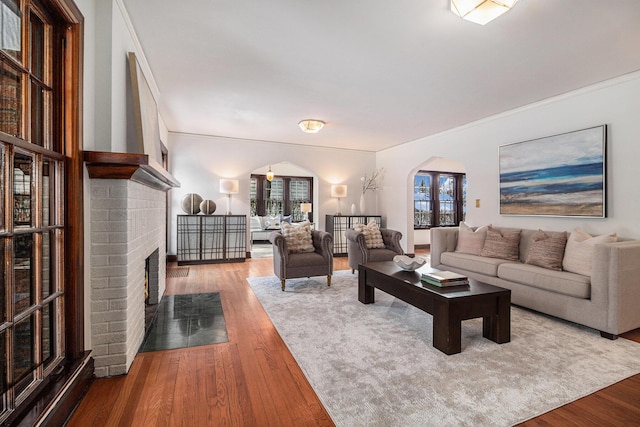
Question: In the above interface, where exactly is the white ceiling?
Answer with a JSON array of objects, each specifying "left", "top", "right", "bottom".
[{"left": 121, "top": 0, "right": 640, "bottom": 152}]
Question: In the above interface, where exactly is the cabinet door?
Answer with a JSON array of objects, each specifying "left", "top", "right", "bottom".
[
  {"left": 225, "top": 215, "right": 247, "bottom": 260},
  {"left": 332, "top": 216, "right": 350, "bottom": 255},
  {"left": 201, "top": 216, "right": 225, "bottom": 260},
  {"left": 177, "top": 215, "right": 202, "bottom": 262}
]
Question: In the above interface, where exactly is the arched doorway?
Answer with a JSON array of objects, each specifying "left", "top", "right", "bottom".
[{"left": 249, "top": 162, "right": 317, "bottom": 257}]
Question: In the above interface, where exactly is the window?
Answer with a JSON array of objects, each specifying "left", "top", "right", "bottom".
[
  {"left": 414, "top": 171, "right": 466, "bottom": 229},
  {"left": 0, "top": 0, "right": 80, "bottom": 422},
  {"left": 250, "top": 175, "right": 313, "bottom": 221}
]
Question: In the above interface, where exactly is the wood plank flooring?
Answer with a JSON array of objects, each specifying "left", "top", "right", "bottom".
[{"left": 69, "top": 252, "right": 640, "bottom": 426}]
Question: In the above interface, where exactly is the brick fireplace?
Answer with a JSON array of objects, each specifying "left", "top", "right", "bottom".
[{"left": 85, "top": 152, "right": 179, "bottom": 377}]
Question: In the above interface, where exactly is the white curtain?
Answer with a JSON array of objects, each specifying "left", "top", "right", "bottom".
[{"left": 1, "top": 1, "right": 21, "bottom": 52}]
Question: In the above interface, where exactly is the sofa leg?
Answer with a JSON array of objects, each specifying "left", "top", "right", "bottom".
[
  {"left": 600, "top": 331, "right": 618, "bottom": 340},
  {"left": 281, "top": 279, "right": 286, "bottom": 292},
  {"left": 327, "top": 275, "right": 332, "bottom": 287}
]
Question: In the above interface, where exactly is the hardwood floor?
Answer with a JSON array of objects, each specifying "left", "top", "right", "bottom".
[{"left": 69, "top": 252, "right": 640, "bottom": 426}]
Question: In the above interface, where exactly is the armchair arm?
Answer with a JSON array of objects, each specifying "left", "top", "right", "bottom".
[
  {"left": 269, "top": 231, "right": 288, "bottom": 278},
  {"left": 430, "top": 227, "right": 459, "bottom": 269},
  {"left": 346, "top": 228, "right": 368, "bottom": 271},
  {"left": 380, "top": 228, "right": 403, "bottom": 255},
  {"left": 345, "top": 228, "right": 367, "bottom": 248},
  {"left": 311, "top": 230, "right": 334, "bottom": 263}
]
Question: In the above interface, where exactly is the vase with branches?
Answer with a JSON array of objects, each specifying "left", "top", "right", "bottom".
[{"left": 359, "top": 168, "right": 383, "bottom": 214}]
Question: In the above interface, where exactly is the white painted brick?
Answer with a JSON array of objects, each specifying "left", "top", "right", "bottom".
[
  {"left": 92, "top": 265, "right": 127, "bottom": 278},
  {"left": 90, "top": 178, "right": 168, "bottom": 377},
  {"left": 109, "top": 320, "right": 127, "bottom": 332},
  {"left": 93, "top": 367, "right": 108, "bottom": 378},
  {"left": 109, "top": 299, "right": 128, "bottom": 310},
  {"left": 92, "top": 287, "right": 128, "bottom": 300},
  {"left": 92, "top": 332, "right": 126, "bottom": 345},
  {"left": 109, "top": 364, "right": 128, "bottom": 376},
  {"left": 91, "top": 310, "right": 126, "bottom": 324},
  {"left": 91, "top": 300, "right": 109, "bottom": 313}
]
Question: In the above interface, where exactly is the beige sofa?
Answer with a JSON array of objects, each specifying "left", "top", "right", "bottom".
[{"left": 430, "top": 226, "right": 640, "bottom": 338}]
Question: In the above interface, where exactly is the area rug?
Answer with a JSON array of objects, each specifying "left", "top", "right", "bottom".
[
  {"left": 139, "top": 292, "right": 228, "bottom": 352},
  {"left": 247, "top": 271, "right": 640, "bottom": 426}
]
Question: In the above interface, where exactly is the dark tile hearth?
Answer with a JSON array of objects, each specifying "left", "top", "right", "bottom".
[{"left": 140, "top": 292, "right": 228, "bottom": 352}]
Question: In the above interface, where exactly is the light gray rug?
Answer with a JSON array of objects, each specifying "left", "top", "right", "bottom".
[{"left": 247, "top": 270, "right": 640, "bottom": 426}]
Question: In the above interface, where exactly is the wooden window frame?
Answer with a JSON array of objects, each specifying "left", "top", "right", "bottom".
[
  {"left": 250, "top": 174, "right": 313, "bottom": 221},
  {"left": 1, "top": 0, "right": 86, "bottom": 424},
  {"left": 413, "top": 171, "right": 466, "bottom": 230}
]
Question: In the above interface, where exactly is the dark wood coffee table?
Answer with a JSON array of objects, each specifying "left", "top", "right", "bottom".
[{"left": 358, "top": 261, "right": 511, "bottom": 355}]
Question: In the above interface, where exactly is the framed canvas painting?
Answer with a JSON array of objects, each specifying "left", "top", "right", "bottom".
[{"left": 499, "top": 125, "right": 607, "bottom": 217}]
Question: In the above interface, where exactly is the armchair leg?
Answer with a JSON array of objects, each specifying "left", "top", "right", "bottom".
[
  {"left": 281, "top": 279, "right": 286, "bottom": 291},
  {"left": 327, "top": 275, "right": 332, "bottom": 287}
]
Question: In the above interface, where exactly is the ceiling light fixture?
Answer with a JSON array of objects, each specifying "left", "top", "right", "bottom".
[
  {"left": 450, "top": 0, "right": 518, "bottom": 25},
  {"left": 298, "top": 119, "right": 325, "bottom": 133},
  {"left": 266, "top": 165, "right": 274, "bottom": 181}
]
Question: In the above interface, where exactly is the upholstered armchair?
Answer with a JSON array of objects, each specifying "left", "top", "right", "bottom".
[
  {"left": 346, "top": 227, "right": 403, "bottom": 273},
  {"left": 270, "top": 228, "right": 334, "bottom": 291}
]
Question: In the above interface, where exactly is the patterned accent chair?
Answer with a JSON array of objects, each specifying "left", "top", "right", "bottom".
[
  {"left": 345, "top": 228, "right": 403, "bottom": 273},
  {"left": 270, "top": 229, "right": 334, "bottom": 291}
]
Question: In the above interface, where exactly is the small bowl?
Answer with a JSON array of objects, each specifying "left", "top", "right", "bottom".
[{"left": 393, "top": 255, "right": 427, "bottom": 271}]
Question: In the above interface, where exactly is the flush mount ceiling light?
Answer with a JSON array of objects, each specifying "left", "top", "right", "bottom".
[
  {"left": 298, "top": 119, "right": 325, "bottom": 133},
  {"left": 450, "top": 0, "right": 518, "bottom": 25}
]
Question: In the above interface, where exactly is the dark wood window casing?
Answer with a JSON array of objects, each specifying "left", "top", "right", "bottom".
[
  {"left": 414, "top": 171, "right": 466, "bottom": 230},
  {"left": 1, "top": 0, "right": 90, "bottom": 425}
]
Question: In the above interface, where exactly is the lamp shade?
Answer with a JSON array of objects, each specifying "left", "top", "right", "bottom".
[
  {"left": 331, "top": 184, "right": 347, "bottom": 198},
  {"left": 300, "top": 203, "right": 312, "bottom": 213},
  {"left": 219, "top": 179, "right": 239, "bottom": 194},
  {"left": 450, "top": 0, "right": 518, "bottom": 25},
  {"left": 298, "top": 119, "right": 325, "bottom": 133}
]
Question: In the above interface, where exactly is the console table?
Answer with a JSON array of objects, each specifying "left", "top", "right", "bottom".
[{"left": 177, "top": 215, "right": 246, "bottom": 265}]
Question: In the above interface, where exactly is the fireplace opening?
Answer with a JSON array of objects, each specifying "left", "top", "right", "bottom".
[{"left": 144, "top": 248, "right": 160, "bottom": 335}]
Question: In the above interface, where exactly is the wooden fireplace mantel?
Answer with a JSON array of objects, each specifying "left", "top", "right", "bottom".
[{"left": 84, "top": 151, "right": 180, "bottom": 192}]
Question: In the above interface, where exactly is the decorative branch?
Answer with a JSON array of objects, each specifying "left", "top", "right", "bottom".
[{"left": 361, "top": 168, "right": 384, "bottom": 194}]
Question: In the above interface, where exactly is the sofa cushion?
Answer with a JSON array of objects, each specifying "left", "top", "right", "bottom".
[
  {"left": 498, "top": 263, "right": 591, "bottom": 299},
  {"left": 481, "top": 227, "right": 521, "bottom": 261},
  {"left": 250, "top": 215, "right": 263, "bottom": 230},
  {"left": 455, "top": 222, "right": 490, "bottom": 255},
  {"left": 281, "top": 221, "right": 314, "bottom": 253},
  {"left": 354, "top": 220, "right": 385, "bottom": 249},
  {"left": 562, "top": 227, "right": 617, "bottom": 277},
  {"left": 525, "top": 230, "right": 568, "bottom": 271},
  {"left": 441, "top": 252, "right": 512, "bottom": 277}
]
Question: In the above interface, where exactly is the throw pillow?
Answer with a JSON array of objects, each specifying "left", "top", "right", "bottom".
[
  {"left": 281, "top": 221, "right": 315, "bottom": 254},
  {"left": 525, "top": 230, "right": 568, "bottom": 271},
  {"left": 280, "top": 214, "right": 292, "bottom": 224},
  {"left": 562, "top": 227, "right": 617, "bottom": 276},
  {"left": 353, "top": 220, "right": 386, "bottom": 249},
  {"left": 480, "top": 227, "right": 521, "bottom": 261},
  {"left": 455, "top": 222, "right": 490, "bottom": 255}
]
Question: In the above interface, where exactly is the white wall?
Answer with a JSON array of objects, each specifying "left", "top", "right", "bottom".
[
  {"left": 167, "top": 133, "right": 377, "bottom": 255},
  {"left": 378, "top": 72, "right": 640, "bottom": 253}
]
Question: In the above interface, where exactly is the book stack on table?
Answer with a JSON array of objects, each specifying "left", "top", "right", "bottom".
[{"left": 420, "top": 270, "right": 470, "bottom": 288}]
